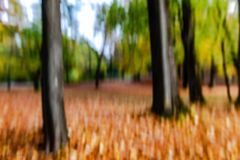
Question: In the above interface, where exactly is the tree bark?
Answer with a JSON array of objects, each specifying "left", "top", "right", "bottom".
[
  {"left": 221, "top": 40, "right": 232, "bottom": 102},
  {"left": 208, "top": 55, "right": 216, "bottom": 88},
  {"left": 41, "top": 0, "right": 68, "bottom": 153},
  {"left": 95, "top": 29, "right": 107, "bottom": 89},
  {"left": 182, "top": 54, "right": 188, "bottom": 88},
  {"left": 6, "top": 63, "right": 11, "bottom": 91},
  {"left": 181, "top": 0, "right": 204, "bottom": 103},
  {"left": 148, "top": 0, "right": 173, "bottom": 115},
  {"left": 32, "top": 69, "right": 40, "bottom": 91},
  {"left": 65, "top": 62, "right": 70, "bottom": 84},
  {"left": 236, "top": 0, "right": 240, "bottom": 105}
]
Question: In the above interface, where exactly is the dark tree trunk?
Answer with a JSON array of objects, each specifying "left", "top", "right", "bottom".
[
  {"left": 95, "top": 54, "right": 104, "bottom": 89},
  {"left": 208, "top": 55, "right": 216, "bottom": 88},
  {"left": 221, "top": 40, "right": 232, "bottom": 102},
  {"left": 177, "top": 64, "right": 182, "bottom": 81},
  {"left": 133, "top": 72, "right": 141, "bottom": 82},
  {"left": 7, "top": 64, "right": 11, "bottom": 91},
  {"left": 7, "top": 43, "right": 13, "bottom": 91},
  {"left": 182, "top": 55, "right": 188, "bottom": 88},
  {"left": 65, "top": 63, "right": 70, "bottom": 84},
  {"left": 148, "top": 0, "right": 176, "bottom": 115},
  {"left": 201, "top": 68, "right": 205, "bottom": 85},
  {"left": 236, "top": 0, "right": 240, "bottom": 105},
  {"left": 121, "top": 69, "right": 125, "bottom": 80},
  {"left": 95, "top": 30, "right": 107, "bottom": 89},
  {"left": 41, "top": 0, "right": 68, "bottom": 153},
  {"left": 181, "top": 0, "right": 204, "bottom": 103},
  {"left": 108, "top": 56, "right": 113, "bottom": 78},
  {"left": 33, "top": 69, "right": 40, "bottom": 91}
]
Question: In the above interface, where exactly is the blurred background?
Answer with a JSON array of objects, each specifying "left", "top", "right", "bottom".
[{"left": 0, "top": 0, "right": 238, "bottom": 89}]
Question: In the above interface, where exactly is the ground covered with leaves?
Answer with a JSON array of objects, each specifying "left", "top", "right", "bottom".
[{"left": 0, "top": 82, "right": 240, "bottom": 159}]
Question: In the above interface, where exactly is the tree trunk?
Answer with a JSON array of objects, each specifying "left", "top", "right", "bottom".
[
  {"left": 168, "top": 44, "right": 183, "bottom": 114},
  {"left": 6, "top": 64, "right": 11, "bottom": 91},
  {"left": 95, "top": 54, "right": 104, "bottom": 89},
  {"left": 65, "top": 63, "right": 70, "bottom": 84},
  {"left": 95, "top": 29, "right": 107, "bottom": 89},
  {"left": 133, "top": 72, "right": 141, "bottom": 82},
  {"left": 121, "top": 69, "right": 125, "bottom": 80},
  {"left": 182, "top": 54, "right": 188, "bottom": 88},
  {"left": 181, "top": 0, "right": 204, "bottom": 103},
  {"left": 148, "top": 0, "right": 173, "bottom": 115},
  {"left": 221, "top": 40, "right": 232, "bottom": 102},
  {"left": 41, "top": 0, "right": 68, "bottom": 153},
  {"left": 33, "top": 69, "right": 40, "bottom": 91},
  {"left": 177, "top": 64, "right": 182, "bottom": 82},
  {"left": 208, "top": 55, "right": 216, "bottom": 88},
  {"left": 236, "top": 0, "right": 240, "bottom": 105}
]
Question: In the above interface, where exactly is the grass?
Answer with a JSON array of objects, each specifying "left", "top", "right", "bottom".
[{"left": 0, "top": 82, "right": 240, "bottom": 159}]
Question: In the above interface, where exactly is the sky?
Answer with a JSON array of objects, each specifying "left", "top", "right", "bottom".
[{"left": 19, "top": 0, "right": 112, "bottom": 52}]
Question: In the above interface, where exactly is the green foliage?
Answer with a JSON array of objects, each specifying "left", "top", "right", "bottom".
[
  {"left": 0, "top": 0, "right": 239, "bottom": 83},
  {"left": 107, "top": 0, "right": 151, "bottom": 77},
  {"left": 169, "top": 0, "right": 238, "bottom": 78}
]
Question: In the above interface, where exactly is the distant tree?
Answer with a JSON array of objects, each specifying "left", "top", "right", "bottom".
[
  {"left": 61, "top": 0, "right": 81, "bottom": 84},
  {"left": 21, "top": 24, "right": 41, "bottom": 91},
  {"left": 208, "top": 55, "right": 217, "bottom": 88},
  {"left": 219, "top": 1, "right": 238, "bottom": 104},
  {"left": 148, "top": 0, "right": 182, "bottom": 115},
  {"left": 94, "top": 4, "right": 108, "bottom": 89},
  {"left": 41, "top": 0, "right": 68, "bottom": 153},
  {"left": 221, "top": 40, "right": 232, "bottom": 102}
]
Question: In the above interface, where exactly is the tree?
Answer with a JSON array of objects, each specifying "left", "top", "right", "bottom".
[
  {"left": 41, "top": 0, "right": 68, "bottom": 153},
  {"left": 219, "top": 0, "right": 238, "bottom": 104},
  {"left": 221, "top": 40, "right": 232, "bottom": 102},
  {"left": 208, "top": 55, "right": 217, "bottom": 88},
  {"left": 148, "top": 0, "right": 181, "bottom": 115},
  {"left": 94, "top": 4, "right": 108, "bottom": 89},
  {"left": 179, "top": 0, "right": 204, "bottom": 103},
  {"left": 236, "top": 0, "right": 240, "bottom": 105},
  {"left": 62, "top": 0, "right": 81, "bottom": 84},
  {"left": 21, "top": 24, "right": 41, "bottom": 91}
]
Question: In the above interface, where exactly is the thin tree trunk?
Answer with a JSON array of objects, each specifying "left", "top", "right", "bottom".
[
  {"left": 182, "top": 54, "right": 188, "bottom": 88},
  {"left": 41, "top": 0, "right": 68, "bottom": 153},
  {"left": 33, "top": 69, "right": 40, "bottom": 91},
  {"left": 221, "top": 40, "right": 232, "bottom": 102},
  {"left": 7, "top": 42, "right": 13, "bottom": 91},
  {"left": 65, "top": 63, "right": 70, "bottom": 84},
  {"left": 177, "top": 64, "right": 182, "bottom": 82},
  {"left": 121, "top": 69, "right": 125, "bottom": 80},
  {"left": 95, "top": 29, "right": 107, "bottom": 89},
  {"left": 95, "top": 54, "right": 104, "bottom": 89},
  {"left": 181, "top": 0, "right": 204, "bottom": 103},
  {"left": 7, "top": 64, "right": 11, "bottom": 91},
  {"left": 208, "top": 55, "right": 216, "bottom": 88},
  {"left": 133, "top": 72, "right": 141, "bottom": 82}
]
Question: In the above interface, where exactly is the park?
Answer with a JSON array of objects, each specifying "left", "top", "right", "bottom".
[{"left": 0, "top": 0, "right": 240, "bottom": 159}]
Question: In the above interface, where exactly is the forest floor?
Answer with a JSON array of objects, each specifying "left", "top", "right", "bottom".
[{"left": 0, "top": 81, "right": 240, "bottom": 159}]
